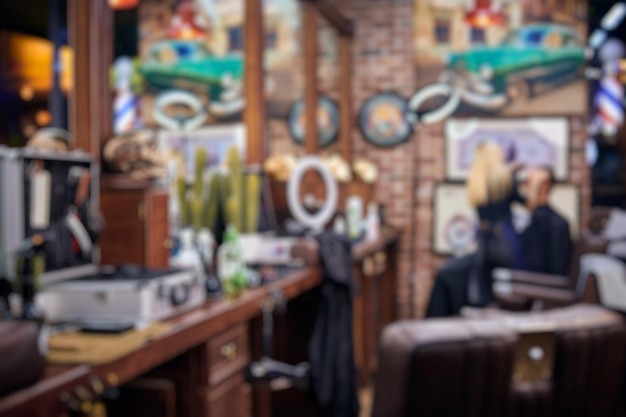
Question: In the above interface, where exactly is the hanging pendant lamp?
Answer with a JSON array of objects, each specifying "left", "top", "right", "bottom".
[
  {"left": 168, "top": 0, "right": 208, "bottom": 40},
  {"left": 108, "top": 0, "right": 140, "bottom": 11},
  {"left": 465, "top": 0, "right": 506, "bottom": 28}
]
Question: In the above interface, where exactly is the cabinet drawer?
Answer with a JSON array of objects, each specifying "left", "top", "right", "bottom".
[
  {"left": 203, "top": 324, "right": 249, "bottom": 386},
  {"left": 196, "top": 373, "right": 251, "bottom": 417}
]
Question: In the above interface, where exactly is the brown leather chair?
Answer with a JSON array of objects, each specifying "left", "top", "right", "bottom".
[
  {"left": 372, "top": 304, "right": 626, "bottom": 417},
  {"left": 493, "top": 206, "right": 618, "bottom": 311},
  {"left": 493, "top": 234, "right": 608, "bottom": 310}
]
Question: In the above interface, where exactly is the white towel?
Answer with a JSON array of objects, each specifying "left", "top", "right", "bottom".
[
  {"left": 578, "top": 253, "right": 626, "bottom": 312},
  {"left": 602, "top": 209, "right": 626, "bottom": 241}
]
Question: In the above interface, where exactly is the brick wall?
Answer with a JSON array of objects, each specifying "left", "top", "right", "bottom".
[
  {"left": 345, "top": 0, "right": 417, "bottom": 319},
  {"left": 266, "top": 0, "right": 591, "bottom": 318},
  {"left": 342, "top": 0, "right": 591, "bottom": 318}
]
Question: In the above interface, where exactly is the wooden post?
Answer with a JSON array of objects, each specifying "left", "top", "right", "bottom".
[
  {"left": 67, "top": 0, "right": 91, "bottom": 153},
  {"left": 91, "top": 0, "right": 113, "bottom": 159},
  {"left": 303, "top": 1, "right": 318, "bottom": 155},
  {"left": 339, "top": 35, "right": 352, "bottom": 162},
  {"left": 244, "top": 0, "right": 266, "bottom": 166},
  {"left": 68, "top": 0, "right": 112, "bottom": 157}
]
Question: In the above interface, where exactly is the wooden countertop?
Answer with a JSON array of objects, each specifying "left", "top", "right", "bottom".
[
  {"left": 0, "top": 229, "right": 400, "bottom": 417},
  {"left": 0, "top": 268, "right": 322, "bottom": 417}
]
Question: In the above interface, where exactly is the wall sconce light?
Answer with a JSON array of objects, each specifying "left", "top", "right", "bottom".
[
  {"left": 108, "top": 0, "right": 140, "bottom": 11},
  {"left": 465, "top": 0, "right": 506, "bottom": 28}
]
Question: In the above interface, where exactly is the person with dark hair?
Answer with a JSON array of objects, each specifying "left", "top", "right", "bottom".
[{"left": 521, "top": 167, "right": 572, "bottom": 275}]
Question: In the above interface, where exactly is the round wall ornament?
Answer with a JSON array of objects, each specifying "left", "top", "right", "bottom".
[
  {"left": 287, "top": 95, "right": 339, "bottom": 148},
  {"left": 358, "top": 91, "right": 412, "bottom": 147}
]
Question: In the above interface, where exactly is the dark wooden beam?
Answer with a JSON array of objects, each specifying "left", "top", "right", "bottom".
[
  {"left": 244, "top": 0, "right": 265, "bottom": 166},
  {"left": 318, "top": 0, "right": 354, "bottom": 38},
  {"left": 92, "top": 0, "right": 113, "bottom": 159},
  {"left": 68, "top": 0, "right": 113, "bottom": 157},
  {"left": 67, "top": 0, "right": 90, "bottom": 153},
  {"left": 303, "top": 1, "right": 319, "bottom": 155},
  {"left": 339, "top": 35, "right": 353, "bottom": 162}
]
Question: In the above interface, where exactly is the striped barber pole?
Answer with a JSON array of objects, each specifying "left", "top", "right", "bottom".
[
  {"left": 112, "top": 56, "right": 141, "bottom": 134},
  {"left": 595, "top": 65, "right": 624, "bottom": 136},
  {"left": 113, "top": 89, "right": 139, "bottom": 134}
]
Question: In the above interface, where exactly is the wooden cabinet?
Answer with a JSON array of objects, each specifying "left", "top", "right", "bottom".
[
  {"left": 202, "top": 325, "right": 250, "bottom": 386},
  {"left": 106, "top": 378, "right": 177, "bottom": 417},
  {"left": 195, "top": 324, "right": 252, "bottom": 417},
  {"left": 196, "top": 373, "right": 252, "bottom": 417},
  {"left": 352, "top": 229, "right": 400, "bottom": 387},
  {"left": 99, "top": 177, "right": 170, "bottom": 269}
]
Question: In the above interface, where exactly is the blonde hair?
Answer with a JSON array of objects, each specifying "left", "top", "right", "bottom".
[{"left": 467, "top": 142, "right": 512, "bottom": 207}]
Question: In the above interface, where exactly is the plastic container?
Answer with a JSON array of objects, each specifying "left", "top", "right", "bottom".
[
  {"left": 346, "top": 196, "right": 364, "bottom": 240},
  {"left": 217, "top": 225, "right": 247, "bottom": 298}
]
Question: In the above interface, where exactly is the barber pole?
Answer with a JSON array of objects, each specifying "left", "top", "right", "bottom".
[
  {"left": 112, "top": 57, "right": 140, "bottom": 134},
  {"left": 114, "top": 89, "right": 138, "bottom": 134},
  {"left": 594, "top": 38, "right": 625, "bottom": 139},
  {"left": 595, "top": 64, "right": 624, "bottom": 137}
]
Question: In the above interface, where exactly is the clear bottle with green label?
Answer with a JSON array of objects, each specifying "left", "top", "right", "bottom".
[{"left": 217, "top": 225, "right": 247, "bottom": 298}]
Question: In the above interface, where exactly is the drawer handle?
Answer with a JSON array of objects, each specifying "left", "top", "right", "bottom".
[{"left": 221, "top": 342, "right": 237, "bottom": 360}]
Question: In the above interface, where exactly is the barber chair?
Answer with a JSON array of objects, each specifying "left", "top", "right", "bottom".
[
  {"left": 493, "top": 207, "right": 626, "bottom": 311},
  {"left": 491, "top": 206, "right": 615, "bottom": 310},
  {"left": 372, "top": 304, "right": 626, "bottom": 417},
  {"left": 493, "top": 233, "right": 609, "bottom": 311}
]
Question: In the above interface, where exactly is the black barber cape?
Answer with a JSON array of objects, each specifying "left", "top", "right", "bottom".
[
  {"left": 426, "top": 205, "right": 572, "bottom": 318},
  {"left": 426, "top": 254, "right": 475, "bottom": 317},
  {"left": 308, "top": 232, "right": 359, "bottom": 417},
  {"left": 521, "top": 205, "right": 572, "bottom": 276}
]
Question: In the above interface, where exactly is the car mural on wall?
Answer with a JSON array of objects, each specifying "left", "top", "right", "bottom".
[
  {"left": 140, "top": 39, "right": 244, "bottom": 117},
  {"left": 439, "top": 23, "right": 586, "bottom": 111}
]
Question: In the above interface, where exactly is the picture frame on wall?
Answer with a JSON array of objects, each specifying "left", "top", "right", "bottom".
[
  {"left": 433, "top": 183, "right": 478, "bottom": 256},
  {"left": 157, "top": 124, "right": 246, "bottom": 181},
  {"left": 357, "top": 91, "right": 412, "bottom": 147},
  {"left": 444, "top": 117, "right": 569, "bottom": 182},
  {"left": 433, "top": 182, "right": 580, "bottom": 256}
]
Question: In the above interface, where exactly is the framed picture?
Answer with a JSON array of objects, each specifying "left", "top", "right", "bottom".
[
  {"left": 433, "top": 182, "right": 580, "bottom": 256},
  {"left": 433, "top": 183, "right": 478, "bottom": 256},
  {"left": 288, "top": 95, "right": 340, "bottom": 148},
  {"left": 157, "top": 124, "right": 246, "bottom": 181},
  {"left": 414, "top": 0, "right": 587, "bottom": 117},
  {"left": 358, "top": 92, "right": 412, "bottom": 147},
  {"left": 445, "top": 118, "right": 569, "bottom": 181}
]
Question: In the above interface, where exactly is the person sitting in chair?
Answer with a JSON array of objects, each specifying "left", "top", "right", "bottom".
[
  {"left": 521, "top": 167, "right": 572, "bottom": 276},
  {"left": 426, "top": 142, "right": 526, "bottom": 317}
]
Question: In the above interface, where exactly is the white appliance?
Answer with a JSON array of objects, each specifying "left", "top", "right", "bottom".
[{"left": 38, "top": 267, "right": 205, "bottom": 325}]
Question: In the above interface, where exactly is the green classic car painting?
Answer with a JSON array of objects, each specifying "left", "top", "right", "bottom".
[
  {"left": 440, "top": 24, "right": 585, "bottom": 111},
  {"left": 141, "top": 39, "right": 244, "bottom": 116}
]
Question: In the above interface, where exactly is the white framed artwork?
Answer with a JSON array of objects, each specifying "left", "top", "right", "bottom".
[
  {"left": 157, "top": 124, "right": 246, "bottom": 181},
  {"left": 433, "top": 183, "right": 479, "bottom": 256},
  {"left": 445, "top": 118, "right": 569, "bottom": 182}
]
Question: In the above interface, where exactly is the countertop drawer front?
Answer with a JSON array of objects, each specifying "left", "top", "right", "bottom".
[
  {"left": 196, "top": 373, "right": 251, "bottom": 417},
  {"left": 206, "top": 325, "right": 249, "bottom": 386}
]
